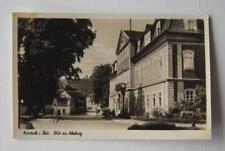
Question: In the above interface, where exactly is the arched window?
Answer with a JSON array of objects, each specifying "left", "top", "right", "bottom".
[
  {"left": 153, "top": 93, "right": 156, "bottom": 107},
  {"left": 158, "top": 92, "right": 162, "bottom": 107},
  {"left": 183, "top": 49, "right": 195, "bottom": 71}
]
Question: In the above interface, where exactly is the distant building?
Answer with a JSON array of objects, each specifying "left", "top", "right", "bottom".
[
  {"left": 69, "top": 78, "right": 95, "bottom": 112},
  {"left": 52, "top": 90, "right": 73, "bottom": 115},
  {"left": 69, "top": 78, "right": 94, "bottom": 97},
  {"left": 109, "top": 19, "right": 205, "bottom": 117},
  {"left": 51, "top": 76, "right": 88, "bottom": 115}
]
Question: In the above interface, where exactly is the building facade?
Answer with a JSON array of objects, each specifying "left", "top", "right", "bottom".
[
  {"left": 69, "top": 78, "right": 95, "bottom": 113},
  {"left": 109, "top": 19, "right": 205, "bottom": 117}
]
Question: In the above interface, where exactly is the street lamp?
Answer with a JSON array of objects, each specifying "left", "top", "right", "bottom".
[{"left": 18, "top": 99, "right": 24, "bottom": 129}]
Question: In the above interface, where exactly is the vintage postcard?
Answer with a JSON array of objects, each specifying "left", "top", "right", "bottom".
[{"left": 13, "top": 13, "right": 211, "bottom": 139}]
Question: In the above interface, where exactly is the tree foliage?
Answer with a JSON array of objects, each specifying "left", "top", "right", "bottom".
[
  {"left": 91, "top": 64, "right": 112, "bottom": 107},
  {"left": 115, "top": 83, "right": 126, "bottom": 95},
  {"left": 18, "top": 18, "right": 96, "bottom": 114},
  {"left": 174, "top": 85, "right": 206, "bottom": 126}
]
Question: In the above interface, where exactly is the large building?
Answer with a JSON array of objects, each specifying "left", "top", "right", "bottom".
[{"left": 109, "top": 19, "right": 205, "bottom": 117}]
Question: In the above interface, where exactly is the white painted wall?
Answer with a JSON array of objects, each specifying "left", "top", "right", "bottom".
[
  {"left": 133, "top": 81, "right": 168, "bottom": 114},
  {"left": 0, "top": 0, "right": 225, "bottom": 151},
  {"left": 133, "top": 43, "right": 168, "bottom": 88}
]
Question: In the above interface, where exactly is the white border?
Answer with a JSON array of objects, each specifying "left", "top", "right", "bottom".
[{"left": 13, "top": 13, "right": 211, "bottom": 140}]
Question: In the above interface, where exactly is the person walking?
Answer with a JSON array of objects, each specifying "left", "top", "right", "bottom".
[{"left": 52, "top": 98, "right": 58, "bottom": 123}]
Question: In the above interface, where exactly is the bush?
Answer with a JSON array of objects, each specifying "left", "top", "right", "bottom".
[
  {"left": 102, "top": 108, "right": 117, "bottom": 119},
  {"left": 128, "top": 122, "right": 176, "bottom": 130},
  {"left": 102, "top": 108, "right": 112, "bottom": 118},
  {"left": 200, "top": 112, "right": 206, "bottom": 120},
  {"left": 44, "top": 105, "right": 53, "bottom": 115},
  {"left": 166, "top": 107, "right": 179, "bottom": 118},
  {"left": 152, "top": 108, "right": 162, "bottom": 118},
  {"left": 118, "top": 112, "right": 130, "bottom": 119}
]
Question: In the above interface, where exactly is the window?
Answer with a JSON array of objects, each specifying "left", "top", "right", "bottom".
[
  {"left": 184, "top": 20, "right": 197, "bottom": 31},
  {"left": 147, "top": 95, "right": 149, "bottom": 108},
  {"left": 144, "top": 31, "right": 151, "bottom": 46},
  {"left": 159, "top": 56, "right": 163, "bottom": 69},
  {"left": 183, "top": 49, "right": 195, "bottom": 71},
  {"left": 137, "top": 40, "right": 141, "bottom": 52},
  {"left": 185, "top": 89, "right": 195, "bottom": 102},
  {"left": 158, "top": 92, "right": 162, "bottom": 106},
  {"left": 156, "top": 21, "right": 161, "bottom": 36},
  {"left": 153, "top": 93, "right": 156, "bottom": 107}
]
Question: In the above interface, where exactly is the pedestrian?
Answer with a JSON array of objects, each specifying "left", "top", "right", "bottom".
[
  {"left": 56, "top": 109, "right": 61, "bottom": 122},
  {"left": 52, "top": 98, "right": 58, "bottom": 123}
]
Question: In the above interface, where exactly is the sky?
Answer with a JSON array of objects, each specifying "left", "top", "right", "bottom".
[{"left": 77, "top": 19, "right": 153, "bottom": 78}]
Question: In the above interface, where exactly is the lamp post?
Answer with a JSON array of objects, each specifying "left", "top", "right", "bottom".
[{"left": 18, "top": 99, "right": 24, "bottom": 129}]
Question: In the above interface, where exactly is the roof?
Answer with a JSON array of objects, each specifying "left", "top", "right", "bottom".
[
  {"left": 131, "top": 19, "right": 204, "bottom": 64},
  {"left": 67, "top": 91, "right": 86, "bottom": 98},
  {"left": 59, "top": 90, "right": 71, "bottom": 99},
  {"left": 123, "top": 30, "right": 144, "bottom": 41},
  {"left": 65, "top": 85, "right": 77, "bottom": 91},
  {"left": 116, "top": 30, "right": 144, "bottom": 55}
]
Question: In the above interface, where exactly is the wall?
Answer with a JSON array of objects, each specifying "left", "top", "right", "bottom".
[
  {"left": 0, "top": 0, "right": 225, "bottom": 151},
  {"left": 133, "top": 43, "right": 168, "bottom": 88},
  {"left": 133, "top": 81, "right": 168, "bottom": 113}
]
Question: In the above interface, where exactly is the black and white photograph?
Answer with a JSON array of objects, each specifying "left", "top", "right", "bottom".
[{"left": 13, "top": 13, "right": 211, "bottom": 139}]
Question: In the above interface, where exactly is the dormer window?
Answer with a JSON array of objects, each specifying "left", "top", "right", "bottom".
[
  {"left": 137, "top": 40, "right": 141, "bottom": 53},
  {"left": 184, "top": 19, "right": 197, "bottom": 31},
  {"left": 183, "top": 49, "right": 195, "bottom": 71},
  {"left": 156, "top": 21, "right": 161, "bottom": 36},
  {"left": 144, "top": 31, "right": 151, "bottom": 47}
]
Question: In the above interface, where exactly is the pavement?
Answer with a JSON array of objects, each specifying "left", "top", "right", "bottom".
[
  {"left": 30, "top": 118, "right": 144, "bottom": 130},
  {"left": 21, "top": 112, "right": 206, "bottom": 130}
]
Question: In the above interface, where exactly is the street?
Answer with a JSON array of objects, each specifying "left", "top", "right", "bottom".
[
  {"left": 21, "top": 112, "right": 206, "bottom": 130},
  {"left": 29, "top": 112, "right": 145, "bottom": 130}
]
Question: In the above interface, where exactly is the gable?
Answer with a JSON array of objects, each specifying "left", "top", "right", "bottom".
[{"left": 116, "top": 31, "right": 129, "bottom": 55}]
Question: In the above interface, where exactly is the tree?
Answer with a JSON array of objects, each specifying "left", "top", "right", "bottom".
[
  {"left": 18, "top": 18, "right": 96, "bottom": 114},
  {"left": 91, "top": 64, "right": 112, "bottom": 107},
  {"left": 175, "top": 85, "right": 206, "bottom": 127}
]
